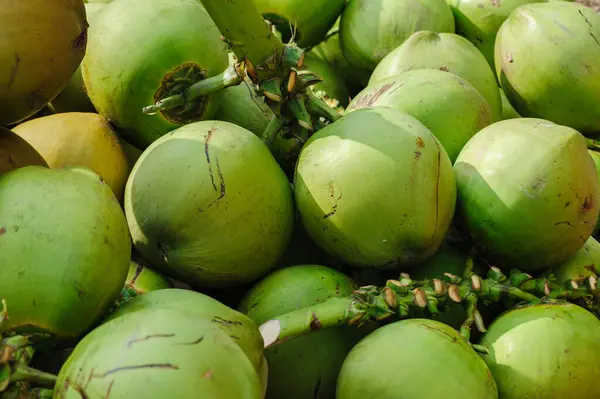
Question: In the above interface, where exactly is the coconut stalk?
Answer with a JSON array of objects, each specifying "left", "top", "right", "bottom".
[
  {"left": 142, "top": 0, "right": 341, "bottom": 159},
  {"left": 0, "top": 329, "right": 58, "bottom": 395},
  {"left": 259, "top": 259, "right": 600, "bottom": 350},
  {"left": 198, "top": 0, "right": 288, "bottom": 82}
]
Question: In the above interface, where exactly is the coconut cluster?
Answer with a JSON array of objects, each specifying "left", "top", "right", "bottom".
[{"left": 1, "top": 1, "right": 600, "bottom": 399}]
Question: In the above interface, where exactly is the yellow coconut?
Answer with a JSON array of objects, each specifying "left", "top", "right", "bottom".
[
  {"left": 0, "top": 0, "right": 88, "bottom": 126},
  {"left": 12, "top": 112, "right": 130, "bottom": 201},
  {"left": 0, "top": 126, "right": 48, "bottom": 175}
]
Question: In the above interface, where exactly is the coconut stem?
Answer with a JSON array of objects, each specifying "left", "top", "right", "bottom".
[
  {"left": 287, "top": 95, "right": 313, "bottom": 131},
  {"left": 306, "top": 92, "right": 342, "bottom": 122},
  {"left": 142, "top": 64, "right": 244, "bottom": 115},
  {"left": 194, "top": 0, "right": 340, "bottom": 161},
  {"left": 198, "top": 0, "right": 285, "bottom": 82},
  {"left": 498, "top": 285, "right": 539, "bottom": 302},
  {"left": 261, "top": 297, "right": 356, "bottom": 348},
  {"left": 470, "top": 344, "right": 490, "bottom": 355},
  {"left": 460, "top": 293, "right": 483, "bottom": 340},
  {"left": 259, "top": 258, "right": 600, "bottom": 347},
  {"left": 10, "top": 366, "right": 57, "bottom": 387},
  {"left": 138, "top": 0, "right": 340, "bottom": 165},
  {"left": 519, "top": 276, "right": 599, "bottom": 318},
  {"left": 261, "top": 114, "right": 285, "bottom": 148},
  {"left": 259, "top": 263, "right": 546, "bottom": 347}
]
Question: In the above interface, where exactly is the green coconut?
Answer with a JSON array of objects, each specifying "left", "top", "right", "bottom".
[
  {"left": 82, "top": 0, "right": 229, "bottom": 149},
  {"left": 294, "top": 107, "right": 456, "bottom": 269},
  {"left": 0, "top": 0, "right": 87, "bottom": 125},
  {"left": 0, "top": 166, "right": 131, "bottom": 342},
  {"left": 54, "top": 308, "right": 262, "bottom": 398},
  {"left": 588, "top": 149, "right": 600, "bottom": 234},
  {"left": 551, "top": 236, "right": 600, "bottom": 287},
  {"left": 306, "top": 20, "right": 371, "bottom": 97},
  {"left": 50, "top": 3, "right": 107, "bottom": 113},
  {"left": 339, "top": 0, "right": 455, "bottom": 71},
  {"left": 124, "top": 120, "right": 294, "bottom": 289},
  {"left": 499, "top": 87, "right": 521, "bottom": 120},
  {"left": 479, "top": 301, "right": 600, "bottom": 399},
  {"left": 104, "top": 288, "right": 266, "bottom": 389},
  {"left": 347, "top": 69, "right": 493, "bottom": 162},
  {"left": 249, "top": 0, "right": 345, "bottom": 48},
  {"left": 239, "top": 265, "right": 366, "bottom": 399},
  {"left": 337, "top": 319, "right": 498, "bottom": 399},
  {"left": 495, "top": 2, "right": 600, "bottom": 134},
  {"left": 0, "top": 126, "right": 48, "bottom": 175},
  {"left": 454, "top": 118, "right": 599, "bottom": 272},
  {"left": 369, "top": 31, "right": 502, "bottom": 121},
  {"left": 446, "top": 0, "right": 546, "bottom": 69}
]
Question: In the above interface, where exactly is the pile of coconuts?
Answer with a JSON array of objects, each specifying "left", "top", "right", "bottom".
[{"left": 2, "top": 0, "right": 600, "bottom": 398}]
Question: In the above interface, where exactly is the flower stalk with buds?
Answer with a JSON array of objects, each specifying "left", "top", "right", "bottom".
[{"left": 259, "top": 260, "right": 600, "bottom": 350}]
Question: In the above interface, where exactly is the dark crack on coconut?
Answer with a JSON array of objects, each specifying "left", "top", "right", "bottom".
[
  {"left": 128, "top": 262, "right": 145, "bottom": 286},
  {"left": 105, "top": 380, "right": 115, "bottom": 398},
  {"left": 71, "top": 27, "right": 88, "bottom": 52},
  {"left": 7, "top": 52, "right": 20, "bottom": 90},
  {"left": 421, "top": 323, "right": 458, "bottom": 343},
  {"left": 203, "top": 128, "right": 228, "bottom": 202},
  {"left": 204, "top": 128, "right": 218, "bottom": 192},
  {"left": 91, "top": 363, "right": 180, "bottom": 378},
  {"left": 126, "top": 334, "right": 175, "bottom": 348},
  {"left": 154, "top": 63, "right": 209, "bottom": 124},
  {"left": 347, "top": 81, "right": 397, "bottom": 110},
  {"left": 212, "top": 316, "right": 243, "bottom": 327},
  {"left": 579, "top": 9, "right": 600, "bottom": 46},
  {"left": 172, "top": 336, "right": 205, "bottom": 346}
]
